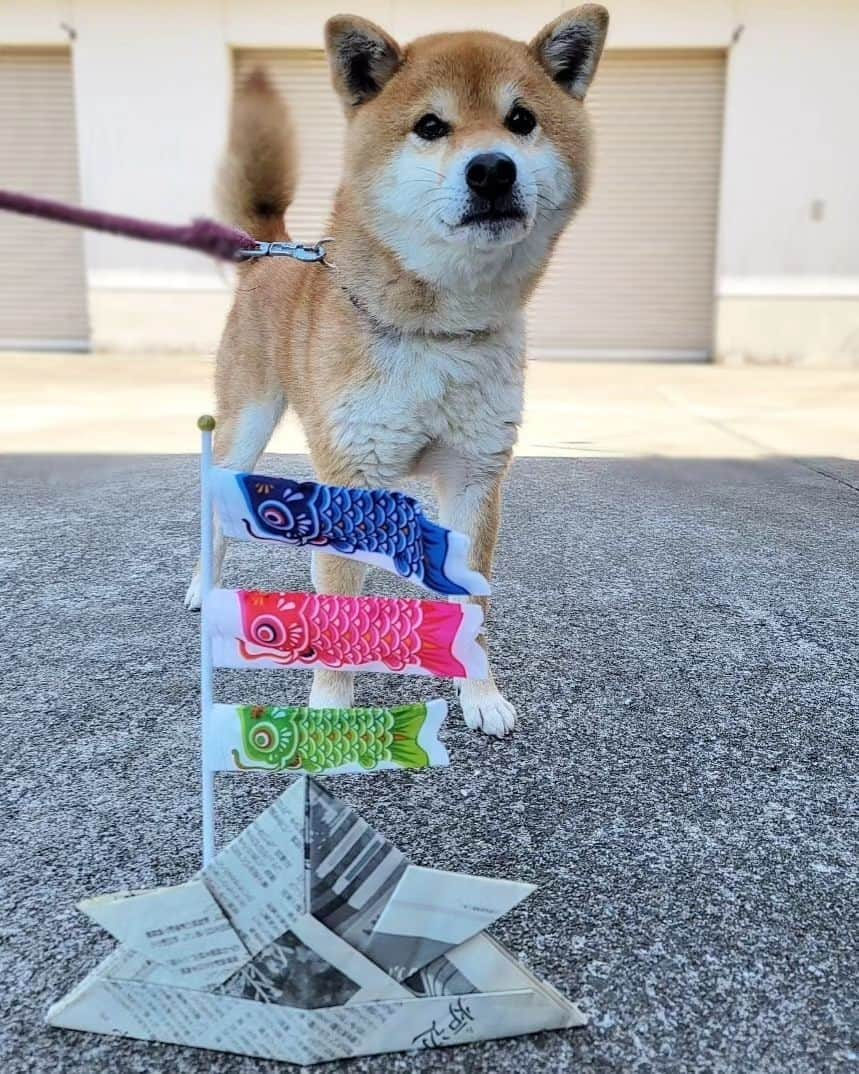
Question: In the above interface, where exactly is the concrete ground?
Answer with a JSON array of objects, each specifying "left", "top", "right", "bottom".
[{"left": 1, "top": 355, "right": 857, "bottom": 1073}]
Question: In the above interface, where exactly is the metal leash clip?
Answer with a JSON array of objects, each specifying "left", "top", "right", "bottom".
[{"left": 237, "top": 237, "right": 335, "bottom": 267}]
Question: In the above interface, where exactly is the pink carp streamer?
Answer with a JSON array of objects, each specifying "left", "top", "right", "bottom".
[
  {"left": 0, "top": 188, "right": 256, "bottom": 262},
  {"left": 206, "top": 589, "right": 488, "bottom": 679}
]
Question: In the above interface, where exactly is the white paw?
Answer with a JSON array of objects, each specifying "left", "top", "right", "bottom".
[
  {"left": 309, "top": 670, "right": 355, "bottom": 710},
  {"left": 458, "top": 680, "right": 517, "bottom": 738},
  {"left": 184, "top": 570, "right": 202, "bottom": 611}
]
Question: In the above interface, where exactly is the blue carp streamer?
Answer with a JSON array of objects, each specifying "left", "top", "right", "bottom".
[{"left": 211, "top": 467, "right": 489, "bottom": 597}]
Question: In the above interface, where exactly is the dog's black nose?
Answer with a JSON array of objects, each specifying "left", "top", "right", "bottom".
[{"left": 466, "top": 152, "right": 517, "bottom": 201}]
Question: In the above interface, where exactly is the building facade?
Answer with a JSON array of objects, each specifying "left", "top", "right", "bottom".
[{"left": 2, "top": 0, "right": 858, "bottom": 364}]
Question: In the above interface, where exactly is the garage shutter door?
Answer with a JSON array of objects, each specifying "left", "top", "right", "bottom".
[
  {"left": 0, "top": 49, "right": 89, "bottom": 349},
  {"left": 234, "top": 50, "right": 344, "bottom": 244},
  {"left": 528, "top": 50, "right": 726, "bottom": 359}
]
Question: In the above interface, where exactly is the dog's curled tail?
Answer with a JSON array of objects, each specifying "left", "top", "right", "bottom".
[{"left": 216, "top": 69, "right": 297, "bottom": 242}]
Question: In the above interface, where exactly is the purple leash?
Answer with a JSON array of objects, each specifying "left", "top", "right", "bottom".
[{"left": 0, "top": 189, "right": 331, "bottom": 265}]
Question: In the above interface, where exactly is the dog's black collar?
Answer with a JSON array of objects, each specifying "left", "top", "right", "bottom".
[{"left": 339, "top": 285, "right": 494, "bottom": 343}]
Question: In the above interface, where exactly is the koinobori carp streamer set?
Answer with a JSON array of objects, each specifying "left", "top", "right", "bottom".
[{"left": 45, "top": 417, "right": 588, "bottom": 1063}]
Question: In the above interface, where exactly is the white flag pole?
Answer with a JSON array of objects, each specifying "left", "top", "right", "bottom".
[{"left": 198, "top": 415, "right": 216, "bottom": 866}]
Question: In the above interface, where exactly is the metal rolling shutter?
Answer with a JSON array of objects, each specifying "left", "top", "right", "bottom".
[
  {"left": 528, "top": 50, "right": 726, "bottom": 359},
  {"left": 0, "top": 49, "right": 89, "bottom": 350},
  {"left": 234, "top": 50, "right": 344, "bottom": 244}
]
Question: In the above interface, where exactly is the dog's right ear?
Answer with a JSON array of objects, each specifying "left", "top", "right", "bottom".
[{"left": 325, "top": 15, "right": 403, "bottom": 108}]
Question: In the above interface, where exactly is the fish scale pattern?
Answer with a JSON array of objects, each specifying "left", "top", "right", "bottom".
[
  {"left": 309, "top": 594, "right": 422, "bottom": 669},
  {"left": 321, "top": 486, "right": 424, "bottom": 579}
]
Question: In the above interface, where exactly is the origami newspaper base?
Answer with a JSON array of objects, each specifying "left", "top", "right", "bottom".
[{"left": 48, "top": 778, "right": 586, "bottom": 1064}]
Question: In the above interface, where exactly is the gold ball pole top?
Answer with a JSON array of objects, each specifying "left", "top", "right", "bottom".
[{"left": 197, "top": 414, "right": 216, "bottom": 432}]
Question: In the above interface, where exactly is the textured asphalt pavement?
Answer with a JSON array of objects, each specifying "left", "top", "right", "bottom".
[{"left": 1, "top": 450, "right": 857, "bottom": 1073}]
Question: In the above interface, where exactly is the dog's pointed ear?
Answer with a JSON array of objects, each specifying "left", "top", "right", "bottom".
[
  {"left": 530, "top": 5, "right": 609, "bottom": 100},
  {"left": 325, "top": 15, "right": 403, "bottom": 108}
]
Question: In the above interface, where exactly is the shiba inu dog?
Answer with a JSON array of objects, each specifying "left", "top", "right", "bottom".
[{"left": 186, "top": 7, "right": 609, "bottom": 737}]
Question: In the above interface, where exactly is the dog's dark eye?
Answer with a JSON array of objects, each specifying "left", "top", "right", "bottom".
[
  {"left": 413, "top": 113, "right": 450, "bottom": 141},
  {"left": 505, "top": 105, "right": 537, "bottom": 136}
]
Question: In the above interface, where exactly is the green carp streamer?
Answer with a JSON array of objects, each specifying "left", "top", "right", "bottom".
[{"left": 234, "top": 704, "right": 432, "bottom": 773}]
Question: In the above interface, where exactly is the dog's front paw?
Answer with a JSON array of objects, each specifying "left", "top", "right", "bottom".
[
  {"left": 184, "top": 569, "right": 202, "bottom": 612},
  {"left": 457, "top": 679, "right": 517, "bottom": 738}
]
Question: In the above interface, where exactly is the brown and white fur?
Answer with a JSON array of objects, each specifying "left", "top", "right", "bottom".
[{"left": 185, "top": 7, "right": 609, "bottom": 737}]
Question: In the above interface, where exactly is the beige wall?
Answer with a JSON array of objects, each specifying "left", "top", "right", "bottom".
[
  {"left": 714, "top": 0, "right": 859, "bottom": 364},
  {"left": 717, "top": 298, "right": 859, "bottom": 368},
  {"left": 2, "top": 0, "right": 859, "bottom": 363}
]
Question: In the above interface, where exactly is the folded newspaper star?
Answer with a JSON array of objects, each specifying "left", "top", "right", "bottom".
[
  {"left": 203, "top": 701, "right": 449, "bottom": 774},
  {"left": 47, "top": 778, "right": 586, "bottom": 1064},
  {"left": 206, "top": 588, "right": 488, "bottom": 678},
  {"left": 211, "top": 466, "right": 490, "bottom": 597}
]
